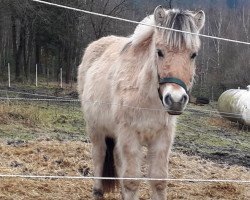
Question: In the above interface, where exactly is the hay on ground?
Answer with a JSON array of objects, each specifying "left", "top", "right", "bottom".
[{"left": 0, "top": 141, "right": 249, "bottom": 200}]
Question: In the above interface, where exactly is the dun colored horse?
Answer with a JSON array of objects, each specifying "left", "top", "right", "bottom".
[{"left": 78, "top": 6, "right": 205, "bottom": 200}]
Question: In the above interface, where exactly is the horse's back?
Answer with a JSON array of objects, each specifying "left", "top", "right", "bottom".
[
  {"left": 78, "top": 35, "right": 129, "bottom": 135},
  {"left": 77, "top": 35, "right": 127, "bottom": 98}
]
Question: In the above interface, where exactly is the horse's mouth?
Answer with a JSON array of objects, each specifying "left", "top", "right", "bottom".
[
  {"left": 165, "top": 103, "right": 185, "bottom": 115},
  {"left": 167, "top": 110, "right": 183, "bottom": 115}
]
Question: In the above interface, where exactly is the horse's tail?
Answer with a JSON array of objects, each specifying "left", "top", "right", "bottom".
[{"left": 102, "top": 137, "right": 118, "bottom": 193}]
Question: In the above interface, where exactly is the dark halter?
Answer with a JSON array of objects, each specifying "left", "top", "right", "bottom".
[
  {"left": 158, "top": 76, "right": 188, "bottom": 102},
  {"left": 159, "top": 77, "right": 187, "bottom": 92}
]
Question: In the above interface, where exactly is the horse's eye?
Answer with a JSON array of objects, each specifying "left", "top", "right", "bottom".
[
  {"left": 157, "top": 49, "right": 164, "bottom": 58},
  {"left": 191, "top": 53, "right": 197, "bottom": 59}
]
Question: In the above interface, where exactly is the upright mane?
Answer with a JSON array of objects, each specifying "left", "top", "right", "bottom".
[{"left": 131, "top": 9, "right": 202, "bottom": 50}]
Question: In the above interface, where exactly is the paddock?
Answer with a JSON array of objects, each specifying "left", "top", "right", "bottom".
[
  {"left": 0, "top": 0, "right": 250, "bottom": 199},
  {"left": 0, "top": 96, "right": 249, "bottom": 199}
]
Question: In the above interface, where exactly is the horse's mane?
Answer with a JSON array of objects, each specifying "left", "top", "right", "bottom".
[{"left": 131, "top": 9, "right": 201, "bottom": 50}]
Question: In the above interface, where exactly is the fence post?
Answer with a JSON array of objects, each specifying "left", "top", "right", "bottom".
[
  {"left": 60, "top": 68, "right": 63, "bottom": 88},
  {"left": 36, "top": 64, "right": 38, "bottom": 87},
  {"left": 211, "top": 86, "right": 214, "bottom": 102},
  {"left": 47, "top": 68, "right": 49, "bottom": 86},
  {"left": 8, "top": 63, "right": 10, "bottom": 88}
]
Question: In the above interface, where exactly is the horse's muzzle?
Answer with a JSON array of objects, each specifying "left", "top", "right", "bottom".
[{"left": 164, "top": 94, "right": 188, "bottom": 115}]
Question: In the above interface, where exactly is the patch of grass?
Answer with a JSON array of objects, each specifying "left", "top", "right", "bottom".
[
  {"left": 0, "top": 96, "right": 249, "bottom": 166},
  {"left": 0, "top": 82, "right": 77, "bottom": 97},
  {"left": 0, "top": 101, "right": 86, "bottom": 141},
  {"left": 175, "top": 103, "right": 250, "bottom": 167},
  {"left": 0, "top": 101, "right": 42, "bottom": 126}
]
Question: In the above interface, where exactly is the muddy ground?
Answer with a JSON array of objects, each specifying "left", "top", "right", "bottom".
[{"left": 176, "top": 107, "right": 250, "bottom": 168}]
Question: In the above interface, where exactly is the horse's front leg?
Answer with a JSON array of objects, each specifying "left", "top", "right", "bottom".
[
  {"left": 117, "top": 129, "right": 142, "bottom": 200},
  {"left": 88, "top": 126, "right": 106, "bottom": 199},
  {"left": 148, "top": 132, "right": 173, "bottom": 200}
]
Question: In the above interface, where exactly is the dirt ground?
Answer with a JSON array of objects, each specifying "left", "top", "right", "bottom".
[{"left": 0, "top": 141, "right": 249, "bottom": 200}]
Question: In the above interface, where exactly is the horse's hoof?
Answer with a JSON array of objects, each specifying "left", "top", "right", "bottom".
[{"left": 93, "top": 188, "right": 104, "bottom": 199}]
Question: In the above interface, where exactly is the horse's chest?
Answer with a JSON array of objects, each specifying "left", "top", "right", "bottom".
[
  {"left": 130, "top": 110, "right": 168, "bottom": 142},
  {"left": 136, "top": 128, "right": 160, "bottom": 145}
]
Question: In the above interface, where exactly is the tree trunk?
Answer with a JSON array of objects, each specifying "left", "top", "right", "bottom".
[
  {"left": 35, "top": 35, "right": 42, "bottom": 74},
  {"left": 11, "top": 15, "right": 24, "bottom": 80},
  {"left": 25, "top": 24, "right": 34, "bottom": 81},
  {"left": 64, "top": 46, "right": 72, "bottom": 84},
  {"left": 11, "top": 15, "right": 18, "bottom": 78}
]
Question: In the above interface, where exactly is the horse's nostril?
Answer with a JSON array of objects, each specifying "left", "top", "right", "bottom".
[
  {"left": 181, "top": 94, "right": 188, "bottom": 104},
  {"left": 164, "top": 94, "right": 172, "bottom": 105}
]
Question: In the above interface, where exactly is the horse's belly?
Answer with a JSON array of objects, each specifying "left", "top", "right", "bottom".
[
  {"left": 81, "top": 65, "right": 117, "bottom": 136},
  {"left": 84, "top": 103, "right": 115, "bottom": 134}
]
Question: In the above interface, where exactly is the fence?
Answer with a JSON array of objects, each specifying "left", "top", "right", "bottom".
[
  {"left": 5, "top": 63, "right": 65, "bottom": 89},
  {"left": 0, "top": 0, "right": 249, "bottom": 198}
]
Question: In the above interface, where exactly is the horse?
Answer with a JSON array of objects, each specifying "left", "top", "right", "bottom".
[{"left": 77, "top": 6, "right": 205, "bottom": 200}]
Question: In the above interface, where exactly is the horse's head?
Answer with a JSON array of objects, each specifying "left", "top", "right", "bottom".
[{"left": 153, "top": 6, "right": 205, "bottom": 115}]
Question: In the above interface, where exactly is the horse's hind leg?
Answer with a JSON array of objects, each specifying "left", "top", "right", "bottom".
[{"left": 88, "top": 127, "right": 106, "bottom": 199}]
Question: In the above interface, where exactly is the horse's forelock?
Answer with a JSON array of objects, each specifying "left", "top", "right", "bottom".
[
  {"left": 131, "top": 9, "right": 201, "bottom": 51},
  {"left": 163, "top": 9, "right": 201, "bottom": 50}
]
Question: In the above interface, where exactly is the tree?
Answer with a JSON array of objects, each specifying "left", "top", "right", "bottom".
[{"left": 86, "top": 0, "right": 127, "bottom": 39}]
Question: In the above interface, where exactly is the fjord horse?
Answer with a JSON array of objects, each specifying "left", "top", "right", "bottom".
[{"left": 78, "top": 6, "right": 205, "bottom": 200}]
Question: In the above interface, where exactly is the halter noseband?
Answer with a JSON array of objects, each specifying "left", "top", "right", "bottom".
[
  {"left": 158, "top": 76, "right": 188, "bottom": 102},
  {"left": 159, "top": 77, "right": 187, "bottom": 92}
]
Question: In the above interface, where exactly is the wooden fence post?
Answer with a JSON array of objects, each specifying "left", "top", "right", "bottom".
[
  {"left": 36, "top": 64, "right": 38, "bottom": 87},
  {"left": 60, "top": 68, "right": 63, "bottom": 88},
  {"left": 8, "top": 63, "right": 10, "bottom": 88}
]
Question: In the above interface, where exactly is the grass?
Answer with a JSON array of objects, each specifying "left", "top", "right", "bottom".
[
  {"left": 0, "top": 80, "right": 78, "bottom": 99},
  {"left": 0, "top": 100, "right": 86, "bottom": 141},
  {"left": 0, "top": 98, "right": 249, "bottom": 167},
  {"left": 175, "top": 103, "right": 250, "bottom": 167}
]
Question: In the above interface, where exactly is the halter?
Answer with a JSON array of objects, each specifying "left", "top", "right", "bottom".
[
  {"left": 158, "top": 76, "right": 188, "bottom": 102},
  {"left": 159, "top": 77, "right": 187, "bottom": 92}
]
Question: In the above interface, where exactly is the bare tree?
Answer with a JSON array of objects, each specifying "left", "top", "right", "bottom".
[
  {"left": 87, "top": 0, "right": 127, "bottom": 39},
  {"left": 165, "top": 0, "right": 173, "bottom": 9}
]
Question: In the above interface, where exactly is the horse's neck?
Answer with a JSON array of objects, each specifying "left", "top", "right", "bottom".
[{"left": 136, "top": 48, "right": 158, "bottom": 98}]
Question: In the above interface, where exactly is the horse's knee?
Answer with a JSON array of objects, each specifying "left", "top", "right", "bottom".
[
  {"left": 150, "top": 180, "right": 167, "bottom": 191},
  {"left": 123, "top": 179, "right": 140, "bottom": 192}
]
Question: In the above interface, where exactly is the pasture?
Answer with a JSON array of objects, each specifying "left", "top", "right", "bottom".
[
  {"left": 0, "top": 88, "right": 249, "bottom": 199},
  {"left": 1, "top": 1, "right": 250, "bottom": 199}
]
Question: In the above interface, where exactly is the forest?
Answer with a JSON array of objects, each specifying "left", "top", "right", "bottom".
[{"left": 0, "top": 0, "right": 249, "bottom": 99}]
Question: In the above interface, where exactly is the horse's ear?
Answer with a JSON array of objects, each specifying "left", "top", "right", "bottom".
[
  {"left": 154, "top": 5, "right": 166, "bottom": 26},
  {"left": 194, "top": 10, "right": 205, "bottom": 31}
]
